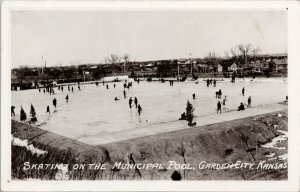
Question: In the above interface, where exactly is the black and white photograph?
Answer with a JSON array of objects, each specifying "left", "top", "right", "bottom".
[{"left": 1, "top": 1, "right": 300, "bottom": 191}]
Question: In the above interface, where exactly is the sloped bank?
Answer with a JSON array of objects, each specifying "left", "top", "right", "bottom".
[
  {"left": 104, "top": 110, "right": 288, "bottom": 180},
  {"left": 11, "top": 110, "right": 287, "bottom": 180},
  {"left": 11, "top": 120, "right": 110, "bottom": 180}
]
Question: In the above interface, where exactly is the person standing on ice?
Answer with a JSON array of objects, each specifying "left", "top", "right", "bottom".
[
  {"left": 247, "top": 96, "right": 251, "bottom": 107},
  {"left": 68, "top": 85, "right": 70, "bottom": 91},
  {"left": 78, "top": 85, "right": 81, "bottom": 91},
  {"left": 242, "top": 87, "right": 245, "bottom": 96},
  {"left": 217, "top": 101, "right": 222, "bottom": 114},
  {"left": 72, "top": 87, "right": 74, "bottom": 92},
  {"left": 222, "top": 95, "right": 227, "bottom": 106},
  {"left": 213, "top": 79, "right": 216, "bottom": 87},
  {"left": 192, "top": 93, "right": 196, "bottom": 99},
  {"left": 11, "top": 106, "right": 15, "bottom": 116},
  {"left": 134, "top": 97, "right": 138, "bottom": 108},
  {"left": 138, "top": 104, "right": 143, "bottom": 115},
  {"left": 65, "top": 95, "right": 69, "bottom": 103},
  {"left": 123, "top": 90, "right": 127, "bottom": 98},
  {"left": 218, "top": 89, "right": 222, "bottom": 99},
  {"left": 129, "top": 97, "right": 133, "bottom": 108},
  {"left": 46, "top": 105, "right": 50, "bottom": 114},
  {"left": 61, "top": 86, "right": 64, "bottom": 92},
  {"left": 106, "top": 84, "right": 109, "bottom": 89},
  {"left": 53, "top": 98, "right": 57, "bottom": 108},
  {"left": 206, "top": 79, "right": 209, "bottom": 87},
  {"left": 114, "top": 84, "right": 116, "bottom": 88}
]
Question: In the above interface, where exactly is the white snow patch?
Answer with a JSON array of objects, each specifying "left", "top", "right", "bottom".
[
  {"left": 278, "top": 154, "right": 288, "bottom": 161},
  {"left": 55, "top": 164, "right": 70, "bottom": 180},
  {"left": 265, "top": 152, "right": 276, "bottom": 158},
  {"left": 261, "top": 130, "right": 287, "bottom": 150},
  {"left": 11, "top": 135, "right": 47, "bottom": 156},
  {"left": 268, "top": 153, "right": 288, "bottom": 161}
]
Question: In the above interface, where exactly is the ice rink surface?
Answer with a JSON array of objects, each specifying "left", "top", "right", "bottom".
[{"left": 12, "top": 78, "right": 287, "bottom": 144}]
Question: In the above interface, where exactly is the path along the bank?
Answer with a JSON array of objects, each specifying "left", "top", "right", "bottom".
[{"left": 78, "top": 102, "right": 287, "bottom": 145}]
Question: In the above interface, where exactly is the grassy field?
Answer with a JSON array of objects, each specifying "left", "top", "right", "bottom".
[{"left": 11, "top": 110, "right": 287, "bottom": 180}]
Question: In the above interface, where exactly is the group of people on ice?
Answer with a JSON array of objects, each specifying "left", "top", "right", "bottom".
[
  {"left": 215, "top": 86, "right": 252, "bottom": 114},
  {"left": 112, "top": 80, "right": 143, "bottom": 115}
]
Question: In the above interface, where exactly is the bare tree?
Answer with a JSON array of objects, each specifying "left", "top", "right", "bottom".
[
  {"left": 123, "top": 54, "right": 130, "bottom": 74},
  {"left": 240, "top": 133, "right": 256, "bottom": 161},
  {"left": 230, "top": 46, "right": 241, "bottom": 59},
  {"left": 176, "top": 139, "right": 187, "bottom": 179},
  {"left": 251, "top": 46, "right": 262, "bottom": 60},
  {"left": 104, "top": 54, "right": 121, "bottom": 73},
  {"left": 224, "top": 51, "right": 230, "bottom": 59},
  {"left": 237, "top": 43, "right": 252, "bottom": 66}
]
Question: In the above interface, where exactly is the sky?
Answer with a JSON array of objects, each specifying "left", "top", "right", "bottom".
[{"left": 11, "top": 10, "right": 287, "bottom": 68}]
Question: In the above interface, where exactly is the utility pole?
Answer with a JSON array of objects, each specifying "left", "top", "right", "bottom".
[
  {"left": 177, "top": 62, "right": 180, "bottom": 80},
  {"left": 190, "top": 53, "right": 192, "bottom": 75},
  {"left": 82, "top": 69, "right": 86, "bottom": 82},
  {"left": 41, "top": 56, "right": 44, "bottom": 74}
]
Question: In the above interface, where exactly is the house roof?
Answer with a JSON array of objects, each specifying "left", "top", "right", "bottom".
[{"left": 271, "top": 59, "right": 287, "bottom": 65}]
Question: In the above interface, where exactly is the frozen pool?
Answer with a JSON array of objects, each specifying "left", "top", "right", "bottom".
[{"left": 12, "top": 78, "right": 287, "bottom": 142}]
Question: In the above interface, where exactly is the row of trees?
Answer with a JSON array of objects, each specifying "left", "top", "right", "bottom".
[{"left": 224, "top": 43, "right": 262, "bottom": 66}]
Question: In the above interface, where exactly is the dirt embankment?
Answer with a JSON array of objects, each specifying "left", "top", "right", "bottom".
[
  {"left": 11, "top": 110, "right": 287, "bottom": 180},
  {"left": 11, "top": 120, "right": 110, "bottom": 180},
  {"left": 104, "top": 110, "right": 288, "bottom": 180}
]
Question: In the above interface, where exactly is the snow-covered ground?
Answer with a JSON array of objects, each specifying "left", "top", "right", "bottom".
[
  {"left": 11, "top": 135, "right": 47, "bottom": 156},
  {"left": 261, "top": 130, "right": 288, "bottom": 150},
  {"left": 12, "top": 78, "right": 287, "bottom": 143}
]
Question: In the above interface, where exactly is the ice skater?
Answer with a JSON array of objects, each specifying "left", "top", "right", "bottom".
[
  {"left": 192, "top": 93, "right": 196, "bottom": 99},
  {"left": 68, "top": 85, "right": 70, "bottom": 91},
  {"left": 72, "top": 87, "right": 74, "bottom": 92},
  {"left": 223, "top": 95, "right": 227, "bottom": 105},
  {"left": 206, "top": 79, "right": 210, "bottom": 87},
  {"left": 247, "top": 96, "right": 251, "bottom": 107},
  {"left": 114, "top": 84, "right": 116, "bottom": 88},
  {"left": 242, "top": 87, "right": 245, "bottom": 96},
  {"left": 106, "top": 84, "right": 109, "bottom": 89},
  {"left": 65, "top": 95, "right": 69, "bottom": 103},
  {"left": 11, "top": 106, "right": 15, "bottom": 116},
  {"left": 138, "top": 104, "right": 143, "bottom": 115},
  {"left": 134, "top": 97, "right": 138, "bottom": 108},
  {"left": 129, "top": 97, "right": 133, "bottom": 108},
  {"left": 46, "top": 105, "right": 50, "bottom": 114},
  {"left": 213, "top": 79, "right": 216, "bottom": 87},
  {"left": 217, "top": 101, "right": 222, "bottom": 114},
  {"left": 123, "top": 90, "right": 127, "bottom": 98},
  {"left": 218, "top": 89, "right": 222, "bottom": 99},
  {"left": 78, "top": 85, "right": 81, "bottom": 91},
  {"left": 53, "top": 98, "right": 57, "bottom": 108}
]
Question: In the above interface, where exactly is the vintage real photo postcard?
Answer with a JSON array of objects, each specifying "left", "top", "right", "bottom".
[{"left": 1, "top": 1, "right": 300, "bottom": 191}]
